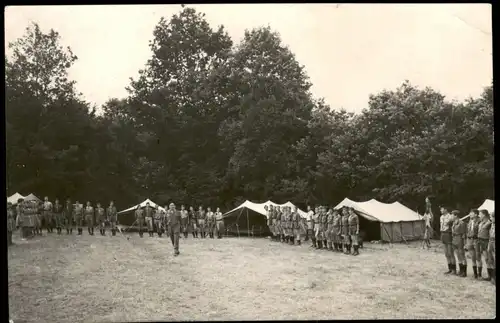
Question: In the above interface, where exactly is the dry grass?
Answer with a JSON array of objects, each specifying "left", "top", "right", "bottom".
[{"left": 8, "top": 233, "right": 496, "bottom": 322}]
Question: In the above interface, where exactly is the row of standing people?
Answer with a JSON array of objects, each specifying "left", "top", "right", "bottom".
[
  {"left": 439, "top": 206, "right": 495, "bottom": 285},
  {"left": 134, "top": 203, "right": 225, "bottom": 239},
  {"left": 7, "top": 197, "right": 119, "bottom": 244},
  {"left": 265, "top": 205, "right": 361, "bottom": 256}
]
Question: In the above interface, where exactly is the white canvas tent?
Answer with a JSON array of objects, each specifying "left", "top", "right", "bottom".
[
  {"left": 7, "top": 192, "right": 25, "bottom": 205},
  {"left": 23, "top": 193, "right": 41, "bottom": 202},
  {"left": 117, "top": 199, "right": 166, "bottom": 214},
  {"left": 461, "top": 199, "right": 495, "bottom": 220},
  {"left": 222, "top": 200, "right": 307, "bottom": 237},
  {"left": 334, "top": 198, "right": 424, "bottom": 243}
]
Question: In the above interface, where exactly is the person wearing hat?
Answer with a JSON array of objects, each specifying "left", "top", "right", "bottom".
[
  {"left": 440, "top": 206, "right": 456, "bottom": 275},
  {"left": 135, "top": 205, "right": 145, "bottom": 238},
  {"left": 451, "top": 210, "right": 467, "bottom": 277},
  {"left": 168, "top": 203, "right": 181, "bottom": 256},
  {"left": 466, "top": 209, "right": 481, "bottom": 278},
  {"left": 64, "top": 199, "right": 74, "bottom": 234},
  {"left": 7, "top": 202, "right": 16, "bottom": 245},
  {"left": 107, "top": 201, "right": 118, "bottom": 236},
  {"left": 477, "top": 209, "right": 493, "bottom": 280},
  {"left": 487, "top": 211, "right": 495, "bottom": 285},
  {"left": 96, "top": 202, "right": 106, "bottom": 236}
]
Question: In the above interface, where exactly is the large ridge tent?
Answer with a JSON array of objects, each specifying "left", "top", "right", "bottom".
[
  {"left": 23, "top": 193, "right": 41, "bottom": 202},
  {"left": 222, "top": 200, "right": 307, "bottom": 236},
  {"left": 334, "top": 198, "right": 424, "bottom": 243},
  {"left": 7, "top": 192, "right": 25, "bottom": 205},
  {"left": 461, "top": 199, "right": 495, "bottom": 221}
]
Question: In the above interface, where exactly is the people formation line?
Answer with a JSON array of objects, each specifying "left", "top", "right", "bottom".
[
  {"left": 439, "top": 207, "right": 496, "bottom": 285},
  {"left": 266, "top": 205, "right": 362, "bottom": 256}
]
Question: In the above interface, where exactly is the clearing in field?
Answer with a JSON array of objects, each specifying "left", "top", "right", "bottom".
[{"left": 8, "top": 233, "right": 496, "bottom": 321}]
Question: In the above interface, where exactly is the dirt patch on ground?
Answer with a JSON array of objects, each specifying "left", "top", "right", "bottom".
[{"left": 8, "top": 234, "right": 496, "bottom": 321}]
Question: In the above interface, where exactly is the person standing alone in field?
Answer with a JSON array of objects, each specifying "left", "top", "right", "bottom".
[
  {"left": 477, "top": 209, "right": 493, "bottom": 281},
  {"left": 215, "top": 207, "right": 224, "bottom": 239},
  {"left": 451, "top": 210, "right": 467, "bottom": 276},
  {"left": 169, "top": 203, "right": 181, "bottom": 256},
  {"left": 467, "top": 209, "right": 480, "bottom": 278}
]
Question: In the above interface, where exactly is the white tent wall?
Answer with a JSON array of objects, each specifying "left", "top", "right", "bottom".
[
  {"left": 335, "top": 198, "right": 424, "bottom": 243},
  {"left": 461, "top": 199, "right": 495, "bottom": 221},
  {"left": 7, "top": 192, "right": 25, "bottom": 205},
  {"left": 117, "top": 199, "right": 166, "bottom": 214}
]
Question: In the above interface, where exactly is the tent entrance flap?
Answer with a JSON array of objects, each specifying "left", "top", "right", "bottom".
[{"left": 223, "top": 207, "right": 270, "bottom": 237}]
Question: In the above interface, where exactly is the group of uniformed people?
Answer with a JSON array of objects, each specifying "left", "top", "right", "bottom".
[
  {"left": 266, "top": 205, "right": 361, "bottom": 256},
  {"left": 439, "top": 206, "right": 495, "bottom": 285},
  {"left": 134, "top": 203, "right": 225, "bottom": 240},
  {"left": 7, "top": 196, "right": 119, "bottom": 244}
]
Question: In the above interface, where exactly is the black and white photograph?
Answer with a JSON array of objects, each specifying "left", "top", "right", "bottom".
[{"left": 6, "top": 4, "right": 494, "bottom": 321}]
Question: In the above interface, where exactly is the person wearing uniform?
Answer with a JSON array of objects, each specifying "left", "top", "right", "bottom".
[
  {"left": 198, "top": 207, "right": 206, "bottom": 238},
  {"left": 215, "top": 207, "right": 224, "bottom": 239},
  {"left": 280, "top": 207, "right": 287, "bottom": 243},
  {"left": 95, "top": 202, "right": 106, "bottom": 236},
  {"left": 274, "top": 206, "right": 281, "bottom": 242},
  {"left": 451, "top": 210, "right": 466, "bottom": 276},
  {"left": 42, "top": 196, "right": 54, "bottom": 233},
  {"left": 154, "top": 206, "right": 165, "bottom": 237},
  {"left": 440, "top": 206, "right": 456, "bottom": 275},
  {"left": 314, "top": 207, "right": 323, "bottom": 249},
  {"left": 332, "top": 210, "right": 341, "bottom": 252},
  {"left": 74, "top": 201, "right": 84, "bottom": 235},
  {"left": 180, "top": 205, "right": 189, "bottom": 238},
  {"left": 466, "top": 209, "right": 480, "bottom": 278},
  {"left": 84, "top": 201, "right": 95, "bottom": 235},
  {"left": 311, "top": 207, "right": 319, "bottom": 248},
  {"left": 487, "top": 211, "right": 495, "bottom": 285},
  {"left": 144, "top": 202, "right": 154, "bottom": 237},
  {"left": 168, "top": 203, "right": 181, "bottom": 256},
  {"left": 265, "top": 205, "right": 271, "bottom": 238},
  {"left": 53, "top": 199, "right": 63, "bottom": 235},
  {"left": 341, "top": 208, "right": 350, "bottom": 254},
  {"left": 189, "top": 206, "right": 197, "bottom": 238},
  {"left": 107, "top": 201, "right": 118, "bottom": 236},
  {"left": 348, "top": 207, "right": 360, "bottom": 256},
  {"left": 477, "top": 209, "right": 493, "bottom": 281},
  {"left": 305, "top": 206, "right": 313, "bottom": 241},
  {"left": 64, "top": 199, "right": 74, "bottom": 234},
  {"left": 7, "top": 202, "right": 16, "bottom": 245},
  {"left": 322, "top": 207, "right": 329, "bottom": 248},
  {"left": 292, "top": 206, "right": 302, "bottom": 245},
  {"left": 164, "top": 205, "right": 171, "bottom": 238},
  {"left": 207, "top": 207, "right": 216, "bottom": 239},
  {"left": 326, "top": 208, "right": 334, "bottom": 251},
  {"left": 286, "top": 207, "right": 293, "bottom": 244},
  {"left": 135, "top": 205, "right": 145, "bottom": 238},
  {"left": 17, "top": 199, "right": 35, "bottom": 239},
  {"left": 422, "top": 197, "right": 433, "bottom": 249}
]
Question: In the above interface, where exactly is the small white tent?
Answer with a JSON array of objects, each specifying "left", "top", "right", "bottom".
[
  {"left": 7, "top": 192, "right": 25, "bottom": 205},
  {"left": 117, "top": 199, "right": 166, "bottom": 214},
  {"left": 461, "top": 199, "right": 495, "bottom": 220},
  {"left": 24, "top": 193, "right": 41, "bottom": 202},
  {"left": 334, "top": 198, "right": 424, "bottom": 243}
]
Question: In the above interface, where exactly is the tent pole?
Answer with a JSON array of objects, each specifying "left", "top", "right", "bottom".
[
  {"left": 246, "top": 208, "right": 250, "bottom": 238},
  {"left": 236, "top": 208, "right": 243, "bottom": 239}
]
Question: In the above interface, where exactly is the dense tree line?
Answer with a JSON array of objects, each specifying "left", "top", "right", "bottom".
[{"left": 6, "top": 7, "right": 494, "bottom": 216}]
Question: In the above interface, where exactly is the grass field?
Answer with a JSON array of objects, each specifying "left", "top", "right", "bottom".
[{"left": 8, "top": 232, "right": 496, "bottom": 322}]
